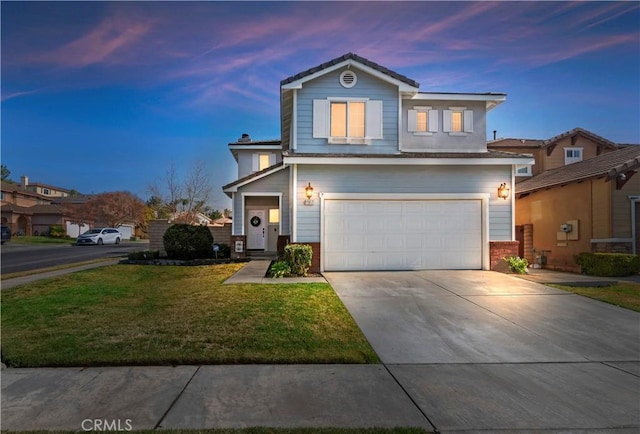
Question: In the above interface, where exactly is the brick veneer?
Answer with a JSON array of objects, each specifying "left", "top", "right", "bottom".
[
  {"left": 277, "top": 235, "right": 290, "bottom": 256},
  {"left": 489, "top": 241, "right": 520, "bottom": 271},
  {"left": 230, "top": 235, "right": 247, "bottom": 259}
]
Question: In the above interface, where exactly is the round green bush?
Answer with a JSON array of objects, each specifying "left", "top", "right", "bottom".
[{"left": 163, "top": 224, "right": 214, "bottom": 260}]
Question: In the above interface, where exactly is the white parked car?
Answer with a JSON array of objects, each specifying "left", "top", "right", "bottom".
[{"left": 76, "top": 228, "right": 123, "bottom": 245}]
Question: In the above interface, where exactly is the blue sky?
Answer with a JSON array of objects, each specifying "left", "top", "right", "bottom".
[{"left": 2, "top": 1, "right": 639, "bottom": 210}]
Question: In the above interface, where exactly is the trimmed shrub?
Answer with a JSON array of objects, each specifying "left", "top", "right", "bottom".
[
  {"left": 575, "top": 252, "right": 640, "bottom": 277},
  {"left": 268, "top": 260, "right": 291, "bottom": 278},
  {"left": 163, "top": 224, "right": 214, "bottom": 260},
  {"left": 504, "top": 256, "right": 528, "bottom": 274},
  {"left": 49, "top": 224, "right": 66, "bottom": 238},
  {"left": 283, "top": 244, "right": 312, "bottom": 277},
  {"left": 128, "top": 250, "right": 160, "bottom": 261}
]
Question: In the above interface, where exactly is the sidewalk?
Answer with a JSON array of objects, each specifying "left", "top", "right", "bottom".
[
  {"left": 1, "top": 258, "right": 122, "bottom": 290},
  {"left": 1, "top": 364, "right": 431, "bottom": 431}
]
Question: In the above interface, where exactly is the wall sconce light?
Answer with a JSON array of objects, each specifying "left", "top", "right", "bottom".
[
  {"left": 497, "top": 182, "right": 510, "bottom": 200},
  {"left": 304, "top": 182, "right": 314, "bottom": 205}
]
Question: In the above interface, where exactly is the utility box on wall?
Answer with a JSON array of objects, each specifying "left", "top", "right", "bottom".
[
  {"left": 235, "top": 240, "right": 244, "bottom": 253},
  {"left": 567, "top": 219, "right": 579, "bottom": 241}
]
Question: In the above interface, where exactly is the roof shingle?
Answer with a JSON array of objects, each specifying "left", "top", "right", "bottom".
[{"left": 516, "top": 145, "right": 640, "bottom": 195}]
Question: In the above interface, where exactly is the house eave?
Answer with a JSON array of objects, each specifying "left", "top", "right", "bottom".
[
  {"left": 281, "top": 58, "right": 419, "bottom": 93},
  {"left": 411, "top": 92, "right": 507, "bottom": 111},
  {"left": 283, "top": 155, "right": 534, "bottom": 166},
  {"left": 222, "top": 163, "right": 287, "bottom": 195}
]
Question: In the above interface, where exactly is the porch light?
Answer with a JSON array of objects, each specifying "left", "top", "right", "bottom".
[
  {"left": 304, "top": 182, "right": 314, "bottom": 205},
  {"left": 497, "top": 182, "right": 510, "bottom": 200}
]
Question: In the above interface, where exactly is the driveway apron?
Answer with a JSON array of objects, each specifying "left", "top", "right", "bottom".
[{"left": 325, "top": 270, "right": 640, "bottom": 433}]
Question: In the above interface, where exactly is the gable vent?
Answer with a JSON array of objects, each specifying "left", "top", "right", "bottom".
[{"left": 340, "top": 70, "right": 357, "bottom": 88}]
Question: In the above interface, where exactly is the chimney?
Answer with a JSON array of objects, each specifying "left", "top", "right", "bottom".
[
  {"left": 238, "top": 133, "right": 251, "bottom": 143},
  {"left": 493, "top": 130, "right": 497, "bottom": 140},
  {"left": 21, "top": 175, "right": 28, "bottom": 189}
]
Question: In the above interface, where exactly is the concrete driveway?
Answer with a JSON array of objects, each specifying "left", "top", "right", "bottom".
[{"left": 325, "top": 270, "right": 640, "bottom": 433}]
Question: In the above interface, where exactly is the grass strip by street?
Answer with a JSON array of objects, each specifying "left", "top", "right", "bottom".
[
  {"left": 2, "top": 429, "right": 431, "bottom": 434},
  {"left": 550, "top": 282, "right": 640, "bottom": 312},
  {"left": 1, "top": 258, "right": 118, "bottom": 281},
  {"left": 7, "top": 236, "right": 76, "bottom": 245},
  {"left": 1, "top": 263, "right": 379, "bottom": 367}
]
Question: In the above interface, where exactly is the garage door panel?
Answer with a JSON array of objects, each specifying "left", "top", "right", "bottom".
[{"left": 324, "top": 199, "right": 482, "bottom": 271}]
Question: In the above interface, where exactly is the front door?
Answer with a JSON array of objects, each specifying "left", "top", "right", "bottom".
[{"left": 247, "top": 210, "right": 265, "bottom": 250}]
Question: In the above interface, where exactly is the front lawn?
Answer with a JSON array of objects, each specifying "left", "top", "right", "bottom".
[
  {"left": 550, "top": 282, "right": 640, "bottom": 312},
  {"left": 1, "top": 264, "right": 379, "bottom": 367}
]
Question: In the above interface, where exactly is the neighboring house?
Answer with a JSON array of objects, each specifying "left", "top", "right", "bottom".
[
  {"left": 21, "top": 176, "right": 71, "bottom": 198},
  {"left": 223, "top": 53, "right": 533, "bottom": 272},
  {"left": 1, "top": 177, "right": 53, "bottom": 235},
  {"left": 1, "top": 177, "right": 84, "bottom": 236},
  {"left": 488, "top": 127, "right": 619, "bottom": 180},
  {"left": 514, "top": 146, "right": 640, "bottom": 272}
]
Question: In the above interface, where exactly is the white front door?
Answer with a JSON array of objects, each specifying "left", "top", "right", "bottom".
[{"left": 247, "top": 210, "right": 266, "bottom": 250}]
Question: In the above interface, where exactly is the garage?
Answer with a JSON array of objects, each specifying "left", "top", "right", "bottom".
[{"left": 323, "top": 199, "right": 483, "bottom": 271}]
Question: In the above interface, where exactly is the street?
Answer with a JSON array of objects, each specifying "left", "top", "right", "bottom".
[{"left": 0, "top": 241, "right": 148, "bottom": 275}]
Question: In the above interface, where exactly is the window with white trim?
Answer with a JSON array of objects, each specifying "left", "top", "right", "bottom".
[
  {"left": 443, "top": 107, "right": 473, "bottom": 135},
  {"left": 252, "top": 153, "right": 276, "bottom": 172},
  {"left": 515, "top": 164, "right": 532, "bottom": 177},
  {"left": 564, "top": 148, "right": 583, "bottom": 165},
  {"left": 313, "top": 98, "right": 383, "bottom": 144},
  {"left": 408, "top": 106, "right": 438, "bottom": 135}
]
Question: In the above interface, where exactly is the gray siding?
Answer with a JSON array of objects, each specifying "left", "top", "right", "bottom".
[
  {"left": 233, "top": 168, "right": 290, "bottom": 235},
  {"left": 295, "top": 164, "right": 512, "bottom": 242},
  {"left": 236, "top": 150, "right": 282, "bottom": 179},
  {"left": 296, "top": 67, "right": 399, "bottom": 153},
  {"left": 401, "top": 100, "right": 487, "bottom": 152}
]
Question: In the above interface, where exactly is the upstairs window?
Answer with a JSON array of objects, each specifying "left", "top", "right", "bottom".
[
  {"left": 313, "top": 98, "right": 383, "bottom": 144},
  {"left": 252, "top": 153, "right": 276, "bottom": 172},
  {"left": 443, "top": 107, "right": 473, "bottom": 135},
  {"left": 43, "top": 188, "right": 50, "bottom": 195},
  {"left": 564, "top": 148, "right": 583, "bottom": 165},
  {"left": 515, "top": 164, "right": 532, "bottom": 177},
  {"left": 330, "top": 101, "right": 365, "bottom": 138},
  {"left": 408, "top": 106, "right": 438, "bottom": 135}
]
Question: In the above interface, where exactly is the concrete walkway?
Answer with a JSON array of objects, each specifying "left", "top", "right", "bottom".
[{"left": 223, "top": 259, "right": 327, "bottom": 284}]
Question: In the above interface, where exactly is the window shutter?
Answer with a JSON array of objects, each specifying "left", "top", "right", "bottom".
[
  {"left": 407, "top": 109, "right": 418, "bottom": 132},
  {"left": 366, "top": 100, "right": 383, "bottom": 139},
  {"left": 463, "top": 110, "right": 474, "bottom": 133},
  {"left": 269, "top": 153, "right": 276, "bottom": 166},
  {"left": 313, "top": 99, "right": 329, "bottom": 138},
  {"left": 428, "top": 110, "right": 439, "bottom": 133},
  {"left": 442, "top": 110, "right": 452, "bottom": 132},
  {"left": 252, "top": 154, "right": 259, "bottom": 172}
]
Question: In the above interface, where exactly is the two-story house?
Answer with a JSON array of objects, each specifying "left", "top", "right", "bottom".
[
  {"left": 223, "top": 53, "right": 533, "bottom": 272},
  {"left": 490, "top": 129, "right": 639, "bottom": 271}
]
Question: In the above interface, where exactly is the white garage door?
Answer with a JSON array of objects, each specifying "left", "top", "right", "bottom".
[{"left": 324, "top": 200, "right": 482, "bottom": 271}]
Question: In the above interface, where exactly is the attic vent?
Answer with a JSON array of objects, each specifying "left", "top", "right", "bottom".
[{"left": 339, "top": 70, "right": 357, "bottom": 88}]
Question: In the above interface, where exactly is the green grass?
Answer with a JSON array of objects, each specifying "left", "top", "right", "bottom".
[
  {"left": 550, "top": 282, "right": 640, "bottom": 312},
  {"left": 8, "top": 235, "right": 75, "bottom": 245},
  {"left": 1, "top": 258, "right": 117, "bottom": 280},
  {"left": 1, "top": 263, "right": 379, "bottom": 367},
  {"left": 3, "top": 429, "right": 431, "bottom": 434}
]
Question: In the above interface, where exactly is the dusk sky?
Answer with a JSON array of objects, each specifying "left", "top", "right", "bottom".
[{"left": 2, "top": 1, "right": 639, "bottom": 210}]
